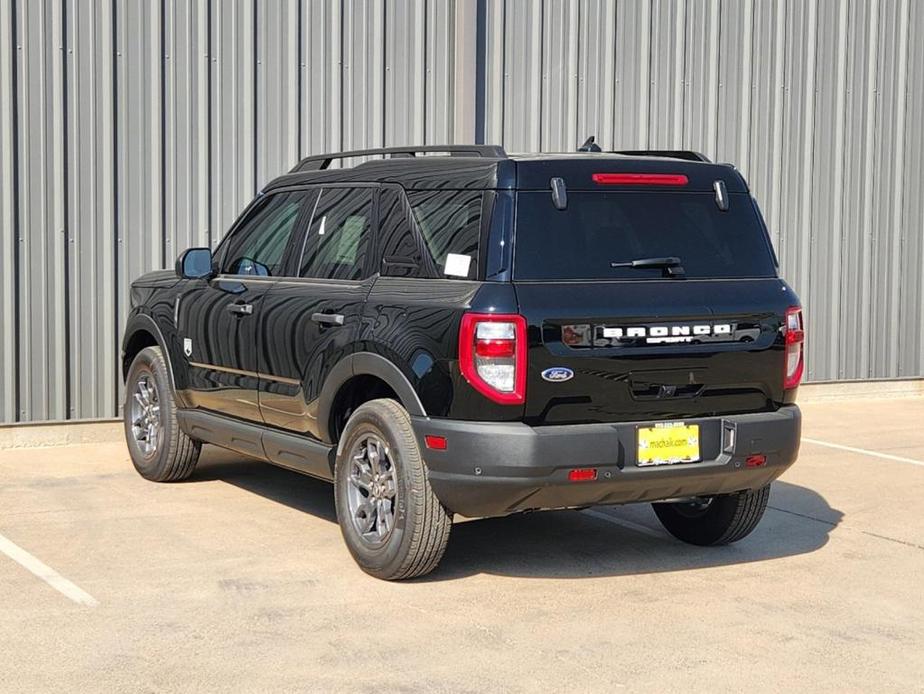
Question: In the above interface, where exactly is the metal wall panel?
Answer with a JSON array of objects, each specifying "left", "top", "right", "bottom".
[
  {"left": 900, "top": 0, "right": 924, "bottom": 379},
  {"left": 0, "top": 0, "right": 15, "bottom": 422},
  {"left": 16, "top": 0, "right": 68, "bottom": 422},
  {"left": 1, "top": 0, "right": 922, "bottom": 423},
  {"left": 66, "top": 0, "right": 117, "bottom": 419}
]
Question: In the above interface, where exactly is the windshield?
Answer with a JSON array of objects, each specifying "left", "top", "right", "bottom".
[{"left": 513, "top": 191, "right": 777, "bottom": 281}]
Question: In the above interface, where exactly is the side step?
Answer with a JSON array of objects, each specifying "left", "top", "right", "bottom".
[{"left": 176, "top": 409, "right": 335, "bottom": 482}]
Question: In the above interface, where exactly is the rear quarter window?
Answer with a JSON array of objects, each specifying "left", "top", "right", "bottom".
[
  {"left": 514, "top": 191, "right": 777, "bottom": 281},
  {"left": 407, "top": 190, "right": 483, "bottom": 279}
]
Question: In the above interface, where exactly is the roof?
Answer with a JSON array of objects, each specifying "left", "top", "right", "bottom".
[{"left": 263, "top": 147, "right": 748, "bottom": 194}]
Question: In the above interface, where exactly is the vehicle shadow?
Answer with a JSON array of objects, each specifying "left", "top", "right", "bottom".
[
  {"left": 426, "top": 481, "right": 842, "bottom": 581},
  {"left": 191, "top": 448, "right": 339, "bottom": 524},
  {"left": 191, "top": 448, "right": 842, "bottom": 581}
]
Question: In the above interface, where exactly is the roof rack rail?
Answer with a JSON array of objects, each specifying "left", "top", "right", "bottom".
[
  {"left": 612, "top": 150, "right": 712, "bottom": 163},
  {"left": 290, "top": 144, "right": 509, "bottom": 173}
]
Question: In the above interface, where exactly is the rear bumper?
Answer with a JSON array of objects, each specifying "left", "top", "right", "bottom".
[{"left": 412, "top": 406, "right": 801, "bottom": 518}]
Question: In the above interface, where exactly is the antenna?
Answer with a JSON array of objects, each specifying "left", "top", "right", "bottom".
[{"left": 578, "top": 136, "right": 602, "bottom": 152}]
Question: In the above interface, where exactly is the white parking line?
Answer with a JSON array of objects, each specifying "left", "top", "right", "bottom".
[
  {"left": 802, "top": 437, "right": 924, "bottom": 468},
  {"left": 0, "top": 533, "right": 98, "bottom": 607},
  {"left": 582, "top": 509, "right": 668, "bottom": 540}
]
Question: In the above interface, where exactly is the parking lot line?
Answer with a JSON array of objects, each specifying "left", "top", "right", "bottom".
[
  {"left": 0, "top": 533, "right": 98, "bottom": 607},
  {"left": 801, "top": 437, "right": 924, "bottom": 468}
]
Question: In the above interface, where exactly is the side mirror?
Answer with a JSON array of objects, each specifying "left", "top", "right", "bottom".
[{"left": 176, "top": 247, "right": 214, "bottom": 279}]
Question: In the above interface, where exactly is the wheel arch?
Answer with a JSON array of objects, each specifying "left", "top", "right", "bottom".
[
  {"left": 319, "top": 352, "right": 427, "bottom": 445},
  {"left": 122, "top": 314, "right": 179, "bottom": 396}
]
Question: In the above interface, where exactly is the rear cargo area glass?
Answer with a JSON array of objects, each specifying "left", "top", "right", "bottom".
[{"left": 514, "top": 191, "right": 777, "bottom": 280}]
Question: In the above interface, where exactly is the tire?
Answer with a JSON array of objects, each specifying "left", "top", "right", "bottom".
[
  {"left": 123, "top": 346, "right": 201, "bottom": 482},
  {"left": 652, "top": 485, "right": 771, "bottom": 546},
  {"left": 334, "top": 398, "right": 452, "bottom": 580}
]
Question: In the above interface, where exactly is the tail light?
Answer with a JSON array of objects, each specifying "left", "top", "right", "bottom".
[
  {"left": 783, "top": 306, "right": 805, "bottom": 390},
  {"left": 458, "top": 313, "right": 527, "bottom": 405}
]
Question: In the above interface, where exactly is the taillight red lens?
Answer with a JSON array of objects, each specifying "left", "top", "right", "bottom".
[
  {"left": 592, "top": 173, "right": 689, "bottom": 186},
  {"left": 458, "top": 313, "right": 527, "bottom": 405},
  {"left": 474, "top": 338, "right": 516, "bottom": 359},
  {"left": 783, "top": 306, "right": 805, "bottom": 390}
]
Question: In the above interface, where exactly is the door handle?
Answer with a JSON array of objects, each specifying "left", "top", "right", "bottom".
[
  {"left": 227, "top": 302, "right": 253, "bottom": 316},
  {"left": 311, "top": 312, "right": 344, "bottom": 326}
]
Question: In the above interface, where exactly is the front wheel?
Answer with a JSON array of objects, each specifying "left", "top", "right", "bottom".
[
  {"left": 334, "top": 399, "right": 452, "bottom": 580},
  {"left": 124, "top": 346, "right": 201, "bottom": 482},
  {"left": 652, "top": 485, "right": 771, "bottom": 546}
]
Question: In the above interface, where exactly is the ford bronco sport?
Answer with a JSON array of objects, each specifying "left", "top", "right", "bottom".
[{"left": 121, "top": 143, "right": 803, "bottom": 580}]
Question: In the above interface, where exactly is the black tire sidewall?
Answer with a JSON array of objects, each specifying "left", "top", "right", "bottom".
[
  {"left": 653, "top": 487, "right": 769, "bottom": 546},
  {"left": 334, "top": 402, "right": 419, "bottom": 576}
]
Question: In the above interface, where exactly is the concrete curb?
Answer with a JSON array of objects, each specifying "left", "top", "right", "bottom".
[
  {"left": 798, "top": 379, "right": 924, "bottom": 403},
  {"left": 0, "top": 419, "right": 122, "bottom": 449}
]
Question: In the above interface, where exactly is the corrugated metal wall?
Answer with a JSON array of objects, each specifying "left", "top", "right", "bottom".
[
  {"left": 484, "top": 0, "right": 924, "bottom": 387},
  {"left": 1, "top": 0, "right": 922, "bottom": 424}
]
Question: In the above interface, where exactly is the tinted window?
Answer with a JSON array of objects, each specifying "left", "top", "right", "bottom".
[
  {"left": 407, "top": 190, "right": 482, "bottom": 279},
  {"left": 300, "top": 187, "right": 374, "bottom": 281},
  {"left": 514, "top": 191, "right": 777, "bottom": 281},
  {"left": 222, "top": 192, "right": 309, "bottom": 276},
  {"left": 379, "top": 188, "right": 424, "bottom": 278}
]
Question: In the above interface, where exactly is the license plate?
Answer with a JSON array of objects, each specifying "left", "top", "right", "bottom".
[{"left": 637, "top": 422, "right": 700, "bottom": 467}]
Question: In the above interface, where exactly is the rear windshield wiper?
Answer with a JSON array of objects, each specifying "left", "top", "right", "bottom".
[{"left": 610, "top": 256, "right": 686, "bottom": 278}]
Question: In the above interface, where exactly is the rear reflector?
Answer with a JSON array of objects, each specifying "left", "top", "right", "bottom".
[
  {"left": 568, "top": 468, "right": 597, "bottom": 482},
  {"left": 592, "top": 173, "right": 689, "bottom": 186},
  {"left": 424, "top": 435, "right": 447, "bottom": 450},
  {"left": 745, "top": 454, "right": 767, "bottom": 468}
]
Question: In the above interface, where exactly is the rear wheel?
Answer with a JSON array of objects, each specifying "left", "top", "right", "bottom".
[
  {"left": 334, "top": 399, "right": 452, "bottom": 580},
  {"left": 652, "top": 485, "right": 771, "bottom": 545},
  {"left": 124, "top": 346, "right": 200, "bottom": 482}
]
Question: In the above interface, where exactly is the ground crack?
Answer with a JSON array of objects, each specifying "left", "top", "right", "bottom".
[{"left": 768, "top": 505, "right": 839, "bottom": 526}]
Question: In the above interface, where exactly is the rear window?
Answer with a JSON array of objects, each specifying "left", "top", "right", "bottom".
[{"left": 514, "top": 191, "right": 777, "bottom": 281}]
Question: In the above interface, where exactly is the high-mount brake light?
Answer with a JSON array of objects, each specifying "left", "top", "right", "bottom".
[
  {"left": 783, "top": 306, "right": 805, "bottom": 390},
  {"left": 592, "top": 173, "right": 689, "bottom": 186},
  {"left": 458, "top": 313, "right": 527, "bottom": 405}
]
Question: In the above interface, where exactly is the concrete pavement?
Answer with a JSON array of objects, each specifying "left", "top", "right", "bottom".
[{"left": 1, "top": 398, "right": 922, "bottom": 692}]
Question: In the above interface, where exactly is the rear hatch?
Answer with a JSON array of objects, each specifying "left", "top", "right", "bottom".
[{"left": 512, "top": 173, "right": 798, "bottom": 425}]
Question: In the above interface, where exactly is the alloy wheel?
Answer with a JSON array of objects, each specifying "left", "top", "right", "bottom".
[
  {"left": 130, "top": 373, "right": 161, "bottom": 457},
  {"left": 346, "top": 434, "right": 398, "bottom": 547}
]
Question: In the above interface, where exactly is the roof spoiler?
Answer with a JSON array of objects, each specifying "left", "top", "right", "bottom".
[{"left": 611, "top": 149, "right": 712, "bottom": 163}]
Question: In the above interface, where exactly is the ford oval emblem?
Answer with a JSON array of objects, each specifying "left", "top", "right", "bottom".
[{"left": 541, "top": 367, "right": 574, "bottom": 383}]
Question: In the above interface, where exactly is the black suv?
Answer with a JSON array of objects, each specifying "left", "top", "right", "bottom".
[{"left": 121, "top": 144, "right": 803, "bottom": 580}]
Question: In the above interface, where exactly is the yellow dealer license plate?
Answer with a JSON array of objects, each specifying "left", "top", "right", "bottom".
[{"left": 637, "top": 422, "right": 700, "bottom": 467}]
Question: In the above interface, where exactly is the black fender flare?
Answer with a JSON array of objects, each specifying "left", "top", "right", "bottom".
[
  {"left": 318, "top": 352, "right": 427, "bottom": 443},
  {"left": 121, "top": 313, "right": 180, "bottom": 397}
]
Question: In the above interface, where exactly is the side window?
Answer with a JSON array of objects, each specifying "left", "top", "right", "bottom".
[
  {"left": 407, "top": 190, "right": 482, "bottom": 279},
  {"left": 299, "top": 187, "right": 374, "bottom": 281},
  {"left": 379, "top": 188, "right": 424, "bottom": 278},
  {"left": 221, "top": 192, "right": 310, "bottom": 276}
]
